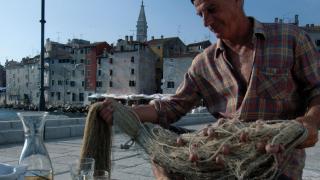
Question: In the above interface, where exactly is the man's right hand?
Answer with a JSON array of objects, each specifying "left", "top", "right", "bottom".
[{"left": 99, "top": 99, "right": 114, "bottom": 125}]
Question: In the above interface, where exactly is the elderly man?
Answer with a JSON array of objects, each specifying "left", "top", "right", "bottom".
[{"left": 100, "top": 0, "right": 320, "bottom": 179}]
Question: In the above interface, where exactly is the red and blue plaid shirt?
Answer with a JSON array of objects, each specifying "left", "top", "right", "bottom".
[{"left": 151, "top": 18, "right": 320, "bottom": 179}]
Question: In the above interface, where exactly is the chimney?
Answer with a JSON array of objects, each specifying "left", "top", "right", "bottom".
[
  {"left": 130, "top": 36, "right": 133, "bottom": 41},
  {"left": 294, "top": 14, "right": 299, "bottom": 26},
  {"left": 274, "top": 17, "right": 279, "bottom": 23},
  {"left": 151, "top": 36, "right": 154, "bottom": 40},
  {"left": 161, "top": 35, "right": 164, "bottom": 39},
  {"left": 125, "top": 35, "right": 128, "bottom": 42}
]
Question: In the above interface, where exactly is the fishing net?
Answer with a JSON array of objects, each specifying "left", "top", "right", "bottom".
[{"left": 80, "top": 99, "right": 308, "bottom": 180}]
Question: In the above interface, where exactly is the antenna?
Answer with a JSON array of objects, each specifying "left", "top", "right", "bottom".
[
  {"left": 177, "top": 25, "right": 181, "bottom": 37},
  {"left": 56, "top": 31, "right": 61, "bottom": 42},
  {"left": 130, "top": 29, "right": 135, "bottom": 37}
]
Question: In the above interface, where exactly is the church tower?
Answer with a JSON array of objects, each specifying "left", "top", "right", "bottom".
[{"left": 136, "top": 1, "right": 148, "bottom": 42}]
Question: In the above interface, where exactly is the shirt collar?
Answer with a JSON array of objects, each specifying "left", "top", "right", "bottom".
[{"left": 215, "top": 17, "right": 266, "bottom": 58}]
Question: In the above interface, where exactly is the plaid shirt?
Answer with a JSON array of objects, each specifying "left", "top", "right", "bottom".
[{"left": 151, "top": 18, "right": 320, "bottom": 179}]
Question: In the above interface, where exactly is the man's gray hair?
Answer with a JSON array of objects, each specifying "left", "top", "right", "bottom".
[{"left": 190, "top": 0, "right": 244, "bottom": 9}]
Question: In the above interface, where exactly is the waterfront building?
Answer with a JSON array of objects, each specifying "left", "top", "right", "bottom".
[
  {"left": 274, "top": 15, "right": 320, "bottom": 52},
  {"left": 162, "top": 53, "right": 198, "bottom": 94},
  {"left": 45, "top": 38, "right": 111, "bottom": 107},
  {"left": 100, "top": 36, "right": 158, "bottom": 95},
  {"left": 0, "top": 64, "right": 5, "bottom": 88},
  {"left": 5, "top": 57, "right": 49, "bottom": 107},
  {"left": 148, "top": 36, "right": 187, "bottom": 93},
  {"left": 187, "top": 40, "right": 211, "bottom": 53},
  {"left": 301, "top": 24, "right": 320, "bottom": 52}
]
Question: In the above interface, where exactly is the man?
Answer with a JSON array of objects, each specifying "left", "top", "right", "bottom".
[{"left": 100, "top": 0, "right": 320, "bottom": 179}]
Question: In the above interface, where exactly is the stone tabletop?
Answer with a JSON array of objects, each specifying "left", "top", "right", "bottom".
[{"left": 0, "top": 123, "right": 319, "bottom": 180}]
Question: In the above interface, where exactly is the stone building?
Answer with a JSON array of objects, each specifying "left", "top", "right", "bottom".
[
  {"left": 45, "top": 38, "right": 111, "bottom": 107},
  {"left": 162, "top": 53, "right": 198, "bottom": 94},
  {"left": 274, "top": 15, "right": 320, "bottom": 52},
  {"left": 100, "top": 37, "right": 157, "bottom": 95},
  {"left": 187, "top": 40, "right": 211, "bottom": 53},
  {"left": 0, "top": 64, "right": 5, "bottom": 88},
  {"left": 148, "top": 36, "right": 187, "bottom": 93},
  {"left": 5, "top": 57, "right": 49, "bottom": 106},
  {"left": 301, "top": 24, "right": 320, "bottom": 52}
]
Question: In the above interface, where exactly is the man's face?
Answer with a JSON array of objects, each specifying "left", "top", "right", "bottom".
[{"left": 194, "top": 0, "right": 243, "bottom": 39}]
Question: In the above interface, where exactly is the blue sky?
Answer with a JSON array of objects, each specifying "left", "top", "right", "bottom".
[{"left": 0, "top": 0, "right": 320, "bottom": 65}]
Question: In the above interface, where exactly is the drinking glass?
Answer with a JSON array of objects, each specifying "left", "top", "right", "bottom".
[
  {"left": 69, "top": 158, "right": 95, "bottom": 180},
  {"left": 94, "top": 170, "right": 109, "bottom": 180}
]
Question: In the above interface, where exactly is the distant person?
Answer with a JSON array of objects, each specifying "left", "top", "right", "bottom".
[{"left": 100, "top": 0, "right": 320, "bottom": 179}]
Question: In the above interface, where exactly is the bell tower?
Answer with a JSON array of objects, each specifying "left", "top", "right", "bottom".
[{"left": 136, "top": 0, "right": 148, "bottom": 42}]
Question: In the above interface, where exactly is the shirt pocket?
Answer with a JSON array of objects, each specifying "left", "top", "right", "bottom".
[{"left": 256, "top": 67, "right": 289, "bottom": 100}]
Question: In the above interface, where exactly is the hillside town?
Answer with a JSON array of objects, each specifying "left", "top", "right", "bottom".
[{"left": 0, "top": 2, "right": 319, "bottom": 112}]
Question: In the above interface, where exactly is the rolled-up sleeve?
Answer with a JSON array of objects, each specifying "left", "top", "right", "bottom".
[
  {"left": 294, "top": 30, "right": 320, "bottom": 102},
  {"left": 150, "top": 57, "right": 203, "bottom": 127}
]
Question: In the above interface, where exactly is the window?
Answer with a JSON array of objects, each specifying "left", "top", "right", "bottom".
[
  {"left": 82, "top": 81, "right": 85, "bottom": 87},
  {"left": 72, "top": 70, "right": 75, "bottom": 76},
  {"left": 82, "top": 70, "right": 85, "bottom": 76},
  {"left": 98, "top": 70, "right": 101, "bottom": 76},
  {"left": 58, "top": 80, "right": 62, "bottom": 85},
  {"left": 109, "top": 70, "right": 113, "bottom": 76},
  {"left": 80, "top": 59, "right": 84, "bottom": 63},
  {"left": 51, "top": 80, "right": 55, "bottom": 86},
  {"left": 51, "top": 59, "right": 54, "bottom": 64},
  {"left": 98, "top": 58, "right": 101, "bottom": 65},
  {"left": 51, "top": 71, "right": 54, "bottom": 75},
  {"left": 70, "top": 81, "right": 75, "bottom": 87},
  {"left": 71, "top": 60, "right": 75, "bottom": 64},
  {"left": 109, "top": 81, "right": 113, "bottom": 87},
  {"left": 79, "top": 93, "right": 84, "bottom": 101},
  {"left": 26, "top": 82, "right": 28, "bottom": 87},
  {"left": 316, "top": 40, "right": 320, "bottom": 47},
  {"left": 157, "top": 46, "right": 161, "bottom": 49},
  {"left": 80, "top": 49, "right": 84, "bottom": 54},
  {"left": 72, "top": 93, "right": 76, "bottom": 101},
  {"left": 51, "top": 92, "right": 54, "bottom": 97},
  {"left": 96, "top": 81, "right": 102, "bottom": 87},
  {"left": 167, "top": 81, "right": 175, "bottom": 88},
  {"left": 65, "top": 80, "right": 69, "bottom": 85},
  {"left": 57, "top": 92, "right": 61, "bottom": 100},
  {"left": 129, "top": 80, "right": 136, "bottom": 87},
  {"left": 109, "top": 58, "right": 113, "bottom": 64},
  {"left": 131, "top": 69, "right": 135, "bottom": 75},
  {"left": 131, "top": 56, "right": 135, "bottom": 63}
]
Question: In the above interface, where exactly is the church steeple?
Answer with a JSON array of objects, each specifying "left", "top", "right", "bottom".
[{"left": 136, "top": 0, "right": 148, "bottom": 42}]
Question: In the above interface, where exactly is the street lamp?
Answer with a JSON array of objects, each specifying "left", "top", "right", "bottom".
[{"left": 39, "top": 0, "right": 46, "bottom": 111}]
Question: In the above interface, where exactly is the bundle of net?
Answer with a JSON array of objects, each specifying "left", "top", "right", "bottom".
[{"left": 83, "top": 100, "right": 308, "bottom": 180}]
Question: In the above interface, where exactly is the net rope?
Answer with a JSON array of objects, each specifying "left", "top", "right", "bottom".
[{"left": 80, "top": 99, "right": 308, "bottom": 180}]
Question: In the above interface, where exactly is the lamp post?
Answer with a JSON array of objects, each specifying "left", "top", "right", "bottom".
[{"left": 39, "top": 0, "right": 46, "bottom": 111}]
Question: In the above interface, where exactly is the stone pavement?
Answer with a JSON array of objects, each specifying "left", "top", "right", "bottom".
[{"left": 0, "top": 123, "right": 319, "bottom": 180}]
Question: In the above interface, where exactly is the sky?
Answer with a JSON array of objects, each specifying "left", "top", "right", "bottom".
[{"left": 0, "top": 0, "right": 320, "bottom": 66}]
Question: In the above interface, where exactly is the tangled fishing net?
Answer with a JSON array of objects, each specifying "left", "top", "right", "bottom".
[{"left": 80, "top": 99, "right": 308, "bottom": 180}]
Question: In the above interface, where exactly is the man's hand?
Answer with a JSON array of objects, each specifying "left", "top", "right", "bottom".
[{"left": 296, "top": 116, "right": 319, "bottom": 148}]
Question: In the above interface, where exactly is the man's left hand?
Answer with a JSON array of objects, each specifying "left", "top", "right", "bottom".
[{"left": 296, "top": 116, "right": 319, "bottom": 148}]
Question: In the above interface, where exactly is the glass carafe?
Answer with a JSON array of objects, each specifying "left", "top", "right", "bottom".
[{"left": 18, "top": 112, "right": 54, "bottom": 180}]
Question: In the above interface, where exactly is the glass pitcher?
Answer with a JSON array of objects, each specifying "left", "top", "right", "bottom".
[{"left": 18, "top": 112, "right": 54, "bottom": 180}]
